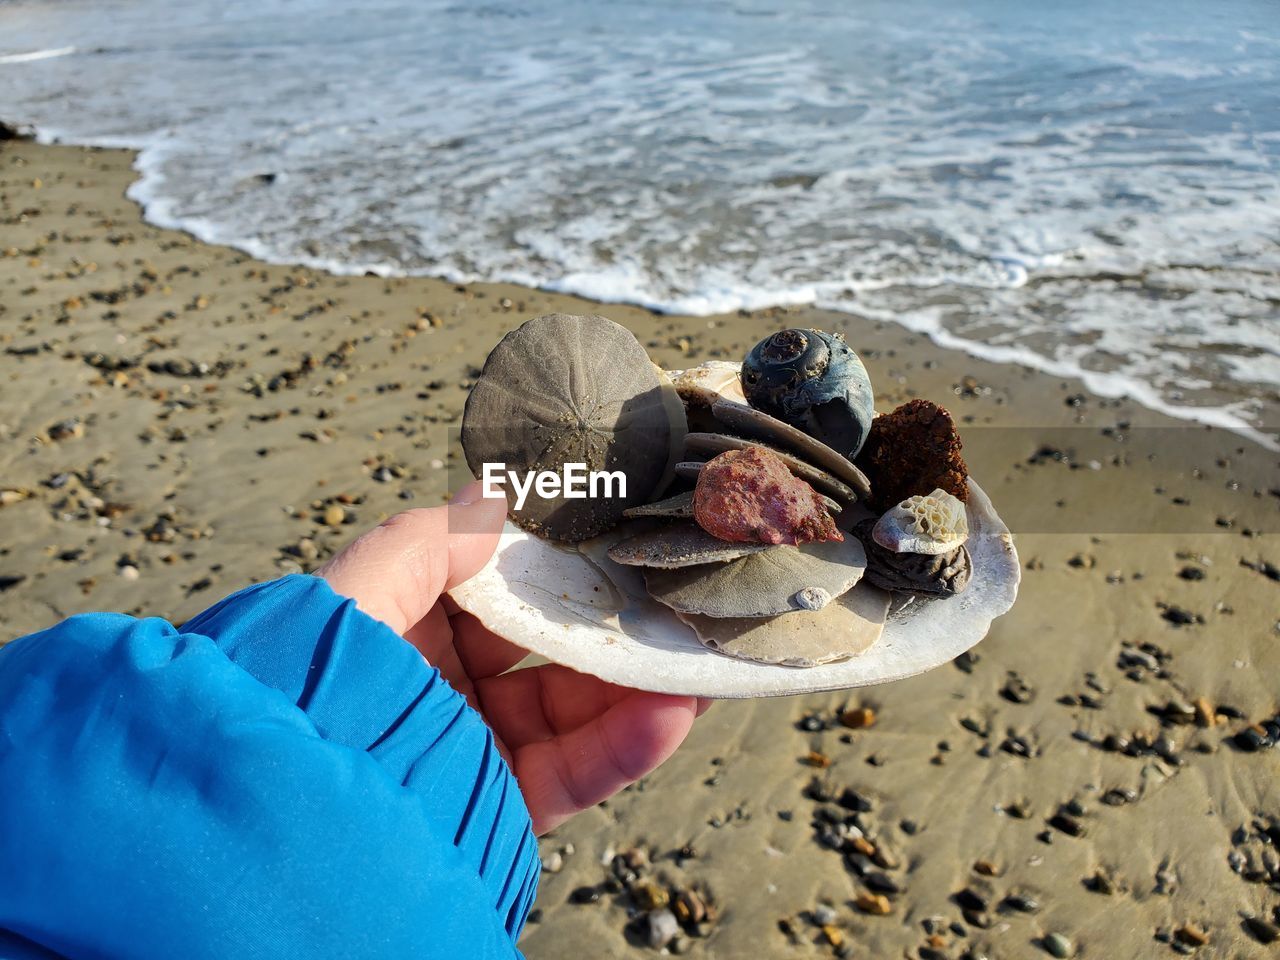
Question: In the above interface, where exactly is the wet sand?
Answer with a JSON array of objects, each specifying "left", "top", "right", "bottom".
[{"left": 2, "top": 140, "right": 1278, "bottom": 957}]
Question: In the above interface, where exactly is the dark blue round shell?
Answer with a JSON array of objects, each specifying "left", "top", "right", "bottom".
[{"left": 740, "top": 329, "right": 874, "bottom": 459}]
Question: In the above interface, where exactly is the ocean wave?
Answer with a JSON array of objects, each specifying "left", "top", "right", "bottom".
[{"left": 4, "top": 0, "right": 1277, "bottom": 447}]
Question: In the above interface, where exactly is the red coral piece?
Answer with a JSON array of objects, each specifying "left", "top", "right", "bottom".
[
  {"left": 693, "top": 446, "right": 843, "bottom": 546},
  {"left": 856, "top": 399, "right": 968, "bottom": 512}
]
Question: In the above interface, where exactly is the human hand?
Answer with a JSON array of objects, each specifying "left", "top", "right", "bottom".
[{"left": 316, "top": 483, "right": 709, "bottom": 834}]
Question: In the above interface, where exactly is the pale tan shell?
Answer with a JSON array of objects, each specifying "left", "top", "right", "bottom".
[
  {"left": 872, "top": 488, "right": 969, "bottom": 555},
  {"left": 643, "top": 535, "right": 866, "bottom": 618},
  {"left": 448, "top": 478, "right": 1019, "bottom": 697},
  {"left": 676, "top": 584, "right": 889, "bottom": 667},
  {"left": 671, "top": 361, "right": 747, "bottom": 408}
]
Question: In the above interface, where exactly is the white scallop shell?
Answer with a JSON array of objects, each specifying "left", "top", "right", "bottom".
[
  {"left": 449, "top": 477, "right": 1016, "bottom": 699},
  {"left": 872, "top": 488, "right": 969, "bottom": 555},
  {"left": 447, "top": 364, "right": 1018, "bottom": 698}
]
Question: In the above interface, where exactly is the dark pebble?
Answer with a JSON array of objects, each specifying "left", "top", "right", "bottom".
[
  {"left": 526, "top": 909, "right": 543, "bottom": 924},
  {"left": 1235, "top": 726, "right": 1274, "bottom": 752},
  {"left": 804, "top": 778, "right": 836, "bottom": 803},
  {"left": 817, "top": 829, "right": 842, "bottom": 850},
  {"left": 798, "top": 714, "right": 825, "bottom": 732},
  {"left": 1001, "top": 671, "right": 1035, "bottom": 704},
  {"left": 1160, "top": 604, "right": 1202, "bottom": 626},
  {"left": 900, "top": 819, "right": 919, "bottom": 835},
  {"left": 1085, "top": 871, "right": 1115, "bottom": 895},
  {"left": 963, "top": 908, "right": 992, "bottom": 929},
  {"left": 864, "top": 872, "right": 900, "bottom": 895},
  {"left": 1245, "top": 916, "right": 1280, "bottom": 944},
  {"left": 1001, "top": 735, "right": 1033, "bottom": 758},
  {"left": 1051, "top": 813, "right": 1085, "bottom": 837},
  {"left": 569, "top": 885, "right": 601, "bottom": 904},
  {"left": 961, "top": 716, "right": 988, "bottom": 736},
  {"left": 956, "top": 888, "right": 989, "bottom": 912},
  {"left": 1003, "top": 893, "right": 1040, "bottom": 913},
  {"left": 837, "top": 788, "right": 873, "bottom": 813}
]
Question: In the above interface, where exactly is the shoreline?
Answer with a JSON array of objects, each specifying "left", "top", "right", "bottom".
[
  {"left": 15, "top": 120, "right": 1280, "bottom": 451},
  {"left": 3, "top": 140, "right": 1279, "bottom": 956}
]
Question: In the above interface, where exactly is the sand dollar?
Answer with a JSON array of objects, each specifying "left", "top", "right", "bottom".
[
  {"left": 643, "top": 535, "right": 867, "bottom": 618},
  {"left": 461, "top": 314, "right": 686, "bottom": 541}
]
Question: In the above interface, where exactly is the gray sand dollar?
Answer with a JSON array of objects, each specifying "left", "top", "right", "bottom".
[{"left": 461, "top": 313, "right": 686, "bottom": 541}]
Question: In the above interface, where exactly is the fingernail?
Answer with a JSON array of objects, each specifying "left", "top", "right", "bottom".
[{"left": 450, "top": 479, "right": 487, "bottom": 506}]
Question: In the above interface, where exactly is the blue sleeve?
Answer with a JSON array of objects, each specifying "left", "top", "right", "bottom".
[{"left": 0, "top": 574, "right": 539, "bottom": 960}]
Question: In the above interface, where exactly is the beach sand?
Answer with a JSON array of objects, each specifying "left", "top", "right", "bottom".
[{"left": 2, "top": 140, "right": 1278, "bottom": 957}]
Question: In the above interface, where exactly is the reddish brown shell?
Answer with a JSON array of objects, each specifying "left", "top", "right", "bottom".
[
  {"left": 856, "top": 399, "right": 968, "bottom": 512},
  {"left": 693, "top": 447, "right": 843, "bottom": 546}
]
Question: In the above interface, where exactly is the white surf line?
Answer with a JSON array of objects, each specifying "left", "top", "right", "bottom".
[{"left": 0, "top": 47, "right": 77, "bottom": 65}]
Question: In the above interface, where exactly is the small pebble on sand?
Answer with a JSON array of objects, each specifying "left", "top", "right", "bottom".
[
  {"left": 645, "top": 909, "right": 679, "bottom": 949},
  {"left": 839, "top": 707, "right": 876, "bottom": 729},
  {"left": 854, "top": 892, "right": 891, "bottom": 916},
  {"left": 1043, "top": 932, "right": 1073, "bottom": 957}
]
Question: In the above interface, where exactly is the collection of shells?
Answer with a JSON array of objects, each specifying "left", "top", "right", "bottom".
[{"left": 461, "top": 314, "right": 976, "bottom": 668}]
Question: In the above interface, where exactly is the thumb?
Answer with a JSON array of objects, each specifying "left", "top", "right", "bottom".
[{"left": 317, "top": 481, "right": 507, "bottom": 635}]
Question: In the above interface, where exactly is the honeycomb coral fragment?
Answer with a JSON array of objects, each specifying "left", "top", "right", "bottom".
[{"left": 872, "top": 488, "right": 969, "bottom": 555}]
